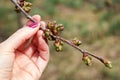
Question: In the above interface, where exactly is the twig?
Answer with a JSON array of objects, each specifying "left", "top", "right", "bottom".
[{"left": 52, "top": 35, "right": 104, "bottom": 63}]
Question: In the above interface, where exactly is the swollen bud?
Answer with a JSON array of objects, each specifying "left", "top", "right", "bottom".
[
  {"left": 54, "top": 41, "right": 60, "bottom": 47},
  {"left": 82, "top": 54, "right": 92, "bottom": 66},
  {"left": 99, "top": 58, "right": 112, "bottom": 69},
  {"left": 103, "top": 60, "right": 112, "bottom": 69},
  {"left": 71, "top": 38, "right": 82, "bottom": 46},
  {"left": 44, "top": 29, "right": 51, "bottom": 37},
  {"left": 47, "top": 21, "right": 56, "bottom": 30},
  {"left": 44, "top": 29, "right": 55, "bottom": 41},
  {"left": 56, "top": 24, "right": 64, "bottom": 31},
  {"left": 15, "top": 1, "right": 32, "bottom": 13},
  {"left": 56, "top": 45, "right": 63, "bottom": 52},
  {"left": 23, "top": 1, "right": 32, "bottom": 13},
  {"left": 54, "top": 39, "right": 64, "bottom": 52}
]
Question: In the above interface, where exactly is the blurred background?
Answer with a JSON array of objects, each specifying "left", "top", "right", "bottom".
[{"left": 0, "top": 0, "right": 120, "bottom": 80}]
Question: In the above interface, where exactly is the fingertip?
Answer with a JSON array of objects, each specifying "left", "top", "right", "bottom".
[
  {"left": 37, "top": 30, "right": 49, "bottom": 50},
  {"left": 40, "top": 21, "right": 46, "bottom": 30},
  {"left": 37, "top": 30, "right": 44, "bottom": 38},
  {"left": 32, "top": 15, "right": 41, "bottom": 22},
  {"left": 33, "top": 29, "right": 49, "bottom": 61},
  {"left": 26, "top": 15, "right": 41, "bottom": 28}
]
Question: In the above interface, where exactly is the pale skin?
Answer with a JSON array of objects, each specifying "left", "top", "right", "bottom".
[{"left": 0, "top": 15, "right": 50, "bottom": 80}]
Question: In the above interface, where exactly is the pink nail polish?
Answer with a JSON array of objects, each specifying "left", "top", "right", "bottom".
[{"left": 28, "top": 22, "right": 38, "bottom": 28}]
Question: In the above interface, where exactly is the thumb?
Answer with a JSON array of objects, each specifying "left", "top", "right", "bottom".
[{"left": 0, "top": 15, "right": 41, "bottom": 52}]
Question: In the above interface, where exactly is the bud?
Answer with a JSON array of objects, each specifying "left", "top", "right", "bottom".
[
  {"left": 71, "top": 38, "right": 82, "bottom": 46},
  {"left": 103, "top": 60, "right": 112, "bottom": 69},
  {"left": 44, "top": 29, "right": 52, "bottom": 37},
  {"left": 82, "top": 54, "right": 92, "bottom": 66},
  {"left": 15, "top": 1, "right": 32, "bottom": 13},
  {"left": 54, "top": 41, "right": 60, "bottom": 47},
  {"left": 23, "top": 6, "right": 31, "bottom": 13},
  {"left": 23, "top": 1, "right": 32, "bottom": 13},
  {"left": 47, "top": 21, "right": 56, "bottom": 30},
  {"left": 99, "top": 58, "right": 112, "bottom": 69},
  {"left": 56, "top": 24, "right": 64, "bottom": 31},
  {"left": 56, "top": 45, "right": 63, "bottom": 52},
  {"left": 76, "top": 40, "right": 82, "bottom": 46},
  {"left": 60, "top": 41, "right": 64, "bottom": 46},
  {"left": 24, "top": 1, "right": 32, "bottom": 7},
  {"left": 53, "top": 29, "right": 58, "bottom": 35},
  {"left": 54, "top": 39, "right": 63, "bottom": 52}
]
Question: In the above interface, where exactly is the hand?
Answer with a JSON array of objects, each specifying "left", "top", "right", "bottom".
[{"left": 0, "top": 15, "right": 49, "bottom": 80}]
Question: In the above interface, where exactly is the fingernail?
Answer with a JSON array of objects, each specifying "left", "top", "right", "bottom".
[{"left": 28, "top": 22, "right": 38, "bottom": 28}]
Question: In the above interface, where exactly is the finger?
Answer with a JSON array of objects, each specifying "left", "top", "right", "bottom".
[
  {"left": 40, "top": 21, "right": 46, "bottom": 30},
  {"left": 14, "top": 51, "right": 40, "bottom": 80},
  {"left": 0, "top": 15, "right": 41, "bottom": 52},
  {"left": 35, "top": 30, "right": 50, "bottom": 73},
  {"left": 17, "top": 39, "right": 29, "bottom": 51},
  {"left": 19, "top": 20, "right": 47, "bottom": 59},
  {"left": 37, "top": 30, "right": 49, "bottom": 61},
  {"left": 22, "top": 33, "right": 39, "bottom": 58},
  {"left": 36, "top": 21, "right": 49, "bottom": 61},
  {"left": 23, "top": 44, "right": 36, "bottom": 58},
  {"left": 36, "top": 21, "right": 49, "bottom": 72}
]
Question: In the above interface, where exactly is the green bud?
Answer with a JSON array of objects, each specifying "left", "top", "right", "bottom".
[
  {"left": 82, "top": 55, "right": 92, "bottom": 66},
  {"left": 54, "top": 40, "right": 63, "bottom": 52},
  {"left": 56, "top": 24, "right": 64, "bottom": 31},
  {"left": 76, "top": 40, "right": 82, "bottom": 46},
  {"left": 47, "top": 21, "right": 56, "bottom": 29},
  {"left": 15, "top": 1, "right": 32, "bottom": 13},
  {"left": 100, "top": 58, "right": 112, "bottom": 69},
  {"left": 60, "top": 41, "right": 64, "bottom": 45},
  {"left": 71, "top": 38, "right": 82, "bottom": 46},
  {"left": 56, "top": 45, "right": 63, "bottom": 52},
  {"left": 24, "top": 1, "right": 32, "bottom": 7},
  {"left": 23, "top": 1, "right": 32, "bottom": 13},
  {"left": 44, "top": 29, "right": 51, "bottom": 37},
  {"left": 104, "top": 60, "right": 112, "bottom": 69},
  {"left": 54, "top": 42, "right": 60, "bottom": 47},
  {"left": 53, "top": 29, "right": 58, "bottom": 35},
  {"left": 23, "top": 6, "right": 31, "bottom": 13}
]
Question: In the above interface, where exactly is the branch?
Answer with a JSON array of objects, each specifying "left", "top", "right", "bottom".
[
  {"left": 11, "top": 0, "right": 112, "bottom": 69},
  {"left": 52, "top": 35, "right": 106, "bottom": 63}
]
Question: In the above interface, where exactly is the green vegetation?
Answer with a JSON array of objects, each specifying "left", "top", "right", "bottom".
[{"left": 108, "top": 19, "right": 120, "bottom": 36}]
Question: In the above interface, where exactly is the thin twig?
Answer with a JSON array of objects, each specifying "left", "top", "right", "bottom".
[{"left": 52, "top": 35, "right": 104, "bottom": 62}]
